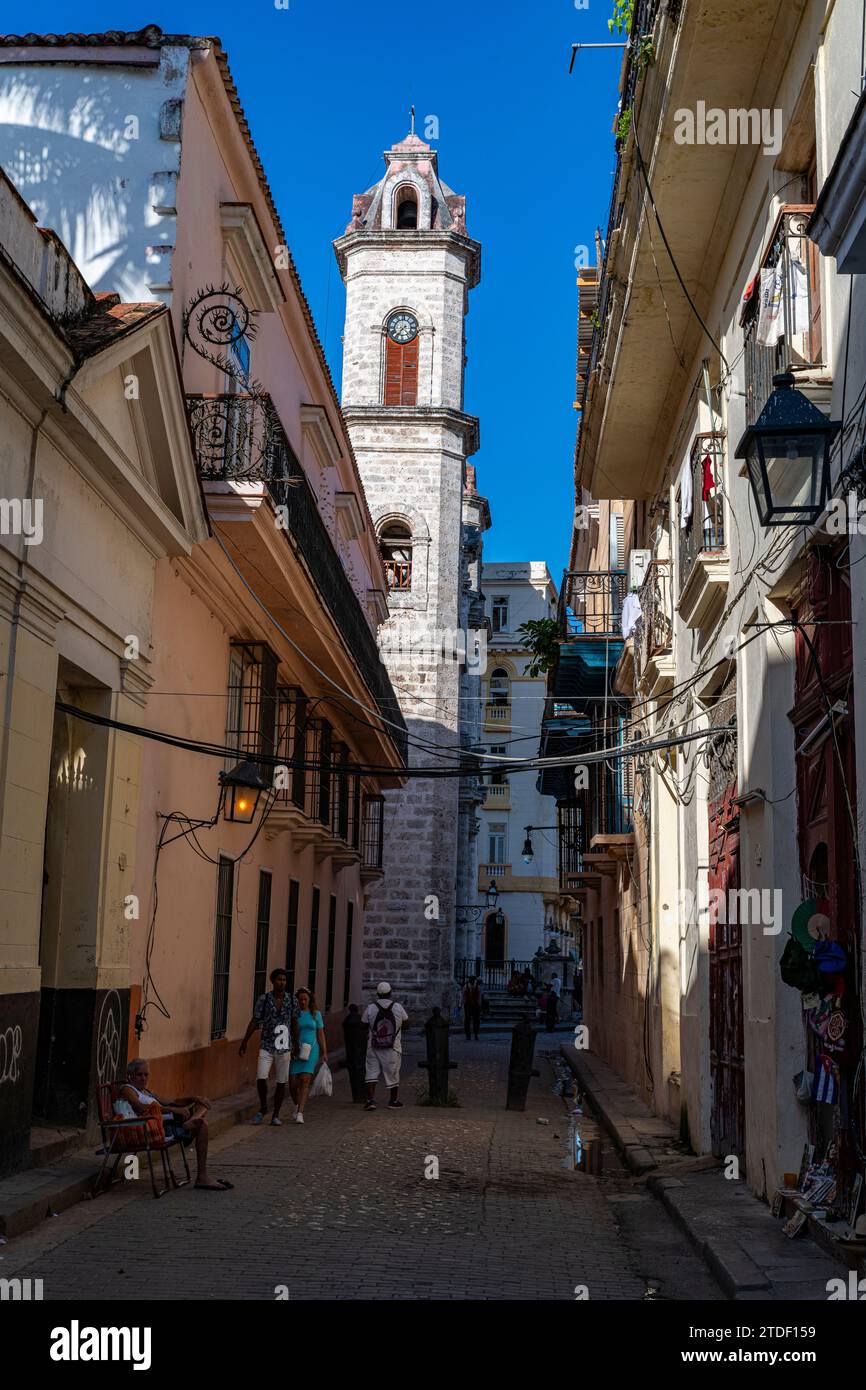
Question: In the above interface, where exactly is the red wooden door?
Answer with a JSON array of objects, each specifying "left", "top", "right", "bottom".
[
  {"left": 790, "top": 548, "right": 860, "bottom": 1195},
  {"left": 709, "top": 773, "right": 745, "bottom": 1162}
]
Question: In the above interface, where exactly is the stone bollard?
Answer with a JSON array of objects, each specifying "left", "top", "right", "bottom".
[
  {"left": 506, "top": 1015, "right": 540, "bottom": 1111},
  {"left": 342, "top": 1005, "right": 367, "bottom": 1102},
  {"left": 418, "top": 1007, "right": 457, "bottom": 1104}
]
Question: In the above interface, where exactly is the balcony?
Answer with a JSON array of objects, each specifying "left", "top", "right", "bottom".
[
  {"left": 483, "top": 701, "right": 511, "bottom": 730},
  {"left": 677, "top": 433, "right": 729, "bottom": 630},
  {"left": 578, "top": 0, "right": 809, "bottom": 500},
  {"left": 634, "top": 558, "right": 675, "bottom": 698},
  {"left": 483, "top": 782, "right": 510, "bottom": 809},
  {"left": 743, "top": 206, "right": 825, "bottom": 427},
  {"left": 360, "top": 795, "right": 385, "bottom": 886},
  {"left": 559, "top": 570, "right": 627, "bottom": 641},
  {"left": 186, "top": 392, "right": 407, "bottom": 763},
  {"left": 478, "top": 862, "right": 509, "bottom": 887}
]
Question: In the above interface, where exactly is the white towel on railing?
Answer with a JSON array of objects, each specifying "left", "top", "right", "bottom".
[
  {"left": 679, "top": 452, "right": 693, "bottom": 530},
  {"left": 621, "top": 591, "right": 641, "bottom": 640}
]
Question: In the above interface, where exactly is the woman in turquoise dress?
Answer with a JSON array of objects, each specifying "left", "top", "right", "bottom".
[{"left": 289, "top": 987, "right": 327, "bottom": 1123}]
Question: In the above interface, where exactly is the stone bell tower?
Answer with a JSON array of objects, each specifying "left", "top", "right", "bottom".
[{"left": 334, "top": 132, "right": 483, "bottom": 1011}]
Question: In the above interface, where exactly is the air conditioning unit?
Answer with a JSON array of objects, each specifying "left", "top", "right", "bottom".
[{"left": 628, "top": 549, "right": 651, "bottom": 593}]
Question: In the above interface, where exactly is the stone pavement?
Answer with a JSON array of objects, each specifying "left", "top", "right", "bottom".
[
  {"left": 0, "top": 1038, "right": 721, "bottom": 1301},
  {"left": 562, "top": 1045, "right": 846, "bottom": 1300}
]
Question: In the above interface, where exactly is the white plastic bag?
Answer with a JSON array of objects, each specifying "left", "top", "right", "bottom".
[{"left": 310, "top": 1061, "right": 333, "bottom": 1099}]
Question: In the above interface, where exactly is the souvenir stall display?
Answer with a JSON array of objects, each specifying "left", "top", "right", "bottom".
[{"left": 777, "top": 897, "right": 865, "bottom": 1245}]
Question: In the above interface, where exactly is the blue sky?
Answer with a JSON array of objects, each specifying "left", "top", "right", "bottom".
[{"left": 5, "top": 1, "right": 623, "bottom": 578}]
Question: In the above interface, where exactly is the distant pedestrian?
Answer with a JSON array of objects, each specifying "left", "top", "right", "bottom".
[
  {"left": 289, "top": 987, "right": 327, "bottom": 1124},
  {"left": 239, "top": 969, "right": 300, "bottom": 1125},
  {"left": 545, "top": 976, "right": 559, "bottom": 1033},
  {"left": 362, "top": 982, "right": 409, "bottom": 1110},
  {"left": 463, "top": 976, "right": 483, "bottom": 1040}
]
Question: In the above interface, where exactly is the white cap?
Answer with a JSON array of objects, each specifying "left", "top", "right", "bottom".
[{"left": 376, "top": 981, "right": 392, "bottom": 996}]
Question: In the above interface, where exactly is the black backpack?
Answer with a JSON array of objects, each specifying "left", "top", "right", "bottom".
[{"left": 370, "top": 1002, "right": 398, "bottom": 1049}]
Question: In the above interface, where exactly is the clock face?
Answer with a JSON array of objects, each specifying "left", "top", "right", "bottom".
[{"left": 386, "top": 311, "right": 418, "bottom": 345}]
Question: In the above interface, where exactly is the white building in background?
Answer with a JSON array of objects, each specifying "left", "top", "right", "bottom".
[{"left": 466, "top": 562, "right": 560, "bottom": 975}]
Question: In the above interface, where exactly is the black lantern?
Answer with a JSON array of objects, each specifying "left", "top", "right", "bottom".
[
  {"left": 492, "top": 908, "right": 505, "bottom": 930},
  {"left": 485, "top": 879, "right": 499, "bottom": 910},
  {"left": 219, "top": 759, "right": 269, "bottom": 824},
  {"left": 735, "top": 373, "right": 840, "bottom": 526},
  {"left": 521, "top": 832, "right": 534, "bottom": 864}
]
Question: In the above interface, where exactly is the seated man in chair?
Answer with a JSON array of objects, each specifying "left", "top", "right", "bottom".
[{"left": 118, "top": 1059, "right": 233, "bottom": 1192}]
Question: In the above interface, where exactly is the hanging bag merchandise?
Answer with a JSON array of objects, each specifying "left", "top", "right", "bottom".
[{"left": 779, "top": 934, "right": 821, "bottom": 993}]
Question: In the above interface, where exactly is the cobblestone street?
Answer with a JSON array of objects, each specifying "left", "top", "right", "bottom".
[{"left": 3, "top": 1039, "right": 722, "bottom": 1302}]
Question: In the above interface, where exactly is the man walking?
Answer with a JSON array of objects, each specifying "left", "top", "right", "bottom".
[
  {"left": 462, "top": 975, "right": 483, "bottom": 1040},
  {"left": 545, "top": 972, "right": 561, "bottom": 1033},
  {"left": 239, "top": 968, "right": 300, "bottom": 1125},
  {"left": 362, "top": 982, "right": 408, "bottom": 1111}
]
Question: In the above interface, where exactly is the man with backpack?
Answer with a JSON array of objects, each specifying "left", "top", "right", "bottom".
[
  {"left": 462, "top": 975, "right": 483, "bottom": 1040},
  {"left": 362, "top": 981, "right": 409, "bottom": 1111}
]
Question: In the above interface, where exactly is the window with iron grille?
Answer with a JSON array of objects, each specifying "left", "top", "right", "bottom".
[
  {"left": 325, "top": 894, "right": 337, "bottom": 1011},
  {"left": 330, "top": 742, "right": 351, "bottom": 841},
  {"left": 308, "top": 887, "right": 321, "bottom": 993},
  {"left": 211, "top": 856, "right": 234, "bottom": 1040},
  {"left": 253, "top": 869, "right": 272, "bottom": 1005},
  {"left": 304, "top": 717, "right": 322, "bottom": 821},
  {"left": 318, "top": 721, "right": 332, "bottom": 825},
  {"left": 362, "top": 795, "right": 384, "bottom": 869},
  {"left": 558, "top": 800, "right": 585, "bottom": 890},
  {"left": 349, "top": 774, "right": 361, "bottom": 850},
  {"left": 226, "top": 642, "right": 278, "bottom": 778},
  {"left": 285, "top": 879, "right": 300, "bottom": 995},
  {"left": 276, "top": 688, "right": 306, "bottom": 810},
  {"left": 343, "top": 900, "right": 354, "bottom": 1006}
]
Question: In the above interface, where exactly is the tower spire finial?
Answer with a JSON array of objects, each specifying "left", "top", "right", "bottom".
[{"left": 410, "top": 104, "right": 415, "bottom": 136}]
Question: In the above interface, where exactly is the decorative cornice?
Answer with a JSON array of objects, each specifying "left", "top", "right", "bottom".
[
  {"left": 342, "top": 404, "right": 480, "bottom": 457},
  {"left": 334, "top": 228, "right": 481, "bottom": 289}
]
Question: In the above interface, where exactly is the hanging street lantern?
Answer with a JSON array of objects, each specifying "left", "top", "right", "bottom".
[
  {"left": 735, "top": 373, "right": 841, "bottom": 527},
  {"left": 485, "top": 879, "right": 499, "bottom": 910},
  {"left": 219, "top": 759, "right": 269, "bottom": 824},
  {"left": 521, "top": 831, "right": 534, "bottom": 864}
]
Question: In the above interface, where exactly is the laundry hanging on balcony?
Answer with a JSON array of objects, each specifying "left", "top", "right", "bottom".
[
  {"left": 756, "top": 259, "right": 810, "bottom": 345},
  {"left": 757, "top": 264, "right": 784, "bottom": 345},
  {"left": 678, "top": 451, "right": 693, "bottom": 529},
  {"left": 621, "top": 590, "right": 641, "bottom": 639},
  {"left": 701, "top": 454, "right": 716, "bottom": 502}
]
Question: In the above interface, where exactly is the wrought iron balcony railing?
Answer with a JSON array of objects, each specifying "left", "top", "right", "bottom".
[
  {"left": 558, "top": 570, "right": 627, "bottom": 640},
  {"left": 186, "top": 392, "right": 407, "bottom": 762},
  {"left": 634, "top": 558, "right": 673, "bottom": 681},
  {"left": 678, "top": 433, "right": 726, "bottom": 592},
  {"left": 743, "top": 206, "right": 821, "bottom": 428},
  {"left": 557, "top": 800, "right": 585, "bottom": 893}
]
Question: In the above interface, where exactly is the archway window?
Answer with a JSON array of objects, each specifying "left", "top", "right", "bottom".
[
  {"left": 489, "top": 668, "right": 510, "bottom": 707},
  {"left": 396, "top": 190, "right": 418, "bottom": 229},
  {"left": 380, "top": 520, "right": 412, "bottom": 591}
]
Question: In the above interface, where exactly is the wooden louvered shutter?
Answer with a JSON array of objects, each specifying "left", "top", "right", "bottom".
[{"left": 384, "top": 337, "right": 419, "bottom": 406}]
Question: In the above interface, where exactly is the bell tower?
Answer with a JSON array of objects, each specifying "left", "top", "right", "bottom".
[{"left": 334, "top": 133, "right": 483, "bottom": 1011}]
